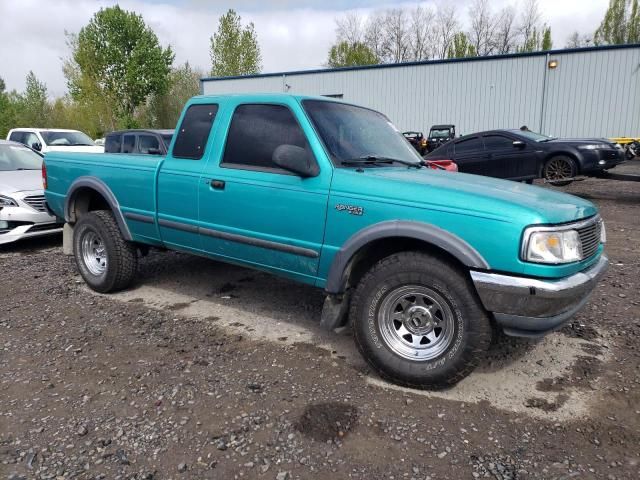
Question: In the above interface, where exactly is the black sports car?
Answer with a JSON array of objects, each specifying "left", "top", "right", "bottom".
[{"left": 424, "top": 128, "right": 625, "bottom": 185}]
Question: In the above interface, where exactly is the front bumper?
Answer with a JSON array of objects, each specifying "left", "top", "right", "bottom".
[
  {"left": 0, "top": 195, "right": 63, "bottom": 245},
  {"left": 583, "top": 149, "right": 625, "bottom": 171},
  {"left": 470, "top": 255, "right": 608, "bottom": 337}
]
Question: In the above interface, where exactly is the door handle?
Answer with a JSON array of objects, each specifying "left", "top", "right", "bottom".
[{"left": 210, "top": 179, "right": 225, "bottom": 190}]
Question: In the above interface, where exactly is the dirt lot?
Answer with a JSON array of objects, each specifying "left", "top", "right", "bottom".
[{"left": 1, "top": 163, "right": 639, "bottom": 480}]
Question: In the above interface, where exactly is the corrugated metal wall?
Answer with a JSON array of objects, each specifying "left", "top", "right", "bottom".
[{"left": 202, "top": 46, "right": 640, "bottom": 138}]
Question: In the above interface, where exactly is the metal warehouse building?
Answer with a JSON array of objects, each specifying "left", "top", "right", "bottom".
[{"left": 201, "top": 44, "right": 640, "bottom": 138}]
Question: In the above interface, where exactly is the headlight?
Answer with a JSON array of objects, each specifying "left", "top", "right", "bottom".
[
  {"left": 578, "top": 144, "right": 610, "bottom": 150},
  {"left": 0, "top": 195, "right": 18, "bottom": 207},
  {"left": 522, "top": 229, "right": 581, "bottom": 264}
]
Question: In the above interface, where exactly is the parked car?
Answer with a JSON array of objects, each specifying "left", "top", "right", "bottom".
[
  {"left": 94, "top": 138, "right": 105, "bottom": 146},
  {"left": 426, "top": 124, "right": 456, "bottom": 152},
  {"left": 44, "top": 94, "right": 607, "bottom": 389},
  {"left": 104, "top": 129, "right": 174, "bottom": 155},
  {"left": 0, "top": 140, "right": 63, "bottom": 245},
  {"left": 6, "top": 128, "right": 104, "bottom": 154},
  {"left": 403, "top": 131, "right": 428, "bottom": 155},
  {"left": 425, "top": 128, "right": 626, "bottom": 185}
]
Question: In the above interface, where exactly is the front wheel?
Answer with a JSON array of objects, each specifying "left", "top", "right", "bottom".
[
  {"left": 350, "top": 252, "right": 492, "bottom": 389},
  {"left": 543, "top": 155, "right": 576, "bottom": 186},
  {"left": 73, "top": 210, "right": 138, "bottom": 293}
]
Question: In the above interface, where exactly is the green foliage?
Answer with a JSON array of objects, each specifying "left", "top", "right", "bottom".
[
  {"left": 210, "top": 9, "right": 262, "bottom": 77},
  {"left": 66, "top": 5, "right": 174, "bottom": 129},
  {"left": 594, "top": 0, "right": 637, "bottom": 45},
  {"left": 17, "top": 71, "right": 50, "bottom": 127},
  {"left": 447, "top": 32, "right": 477, "bottom": 58},
  {"left": 629, "top": 0, "right": 640, "bottom": 42},
  {"left": 327, "top": 41, "right": 379, "bottom": 67},
  {"left": 541, "top": 27, "right": 553, "bottom": 50},
  {"left": 0, "top": 77, "right": 17, "bottom": 139},
  {"left": 139, "top": 62, "right": 203, "bottom": 128}
]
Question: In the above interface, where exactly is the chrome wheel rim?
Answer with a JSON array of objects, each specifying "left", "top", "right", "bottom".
[
  {"left": 545, "top": 158, "right": 573, "bottom": 181},
  {"left": 378, "top": 285, "right": 455, "bottom": 361},
  {"left": 81, "top": 231, "right": 107, "bottom": 276}
]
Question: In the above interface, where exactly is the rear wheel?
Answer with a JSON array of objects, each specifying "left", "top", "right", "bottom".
[
  {"left": 350, "top": 252, "right": 492, "bottom": 389},
  {"left": 73, "top": 210, "right": 138, "bottom": 293},
  {"left": 543, "top": 155, "right": 576, "bottom": 186}
]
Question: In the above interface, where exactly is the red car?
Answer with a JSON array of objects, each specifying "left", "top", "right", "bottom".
[{"left": 424, "top": 159, "right": 458, "bottom": 172}]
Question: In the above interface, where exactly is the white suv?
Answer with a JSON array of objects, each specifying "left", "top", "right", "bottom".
[{"left": 6, "top": 128, "right": 104, "bottom": 154}]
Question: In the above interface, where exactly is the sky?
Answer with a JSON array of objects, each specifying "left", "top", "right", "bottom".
[{"left": 0, "top": 0, "right": 609, "bottom": 97}]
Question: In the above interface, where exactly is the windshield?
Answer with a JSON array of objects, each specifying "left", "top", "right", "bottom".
[
  {"left": 40, "top": 130, "right": 95, "bottom": 147},
  {"left": 0, "top": 144, "right": 42, "bottom": 171},
  {"left": 511, "top": 129, "right": 555, "bottom": 142},
  {"left": 429, "top": 129, "right": 451, "bottom": 139},
  {"left": 302, "top": 100, "right": 422, "bottom": 167}
]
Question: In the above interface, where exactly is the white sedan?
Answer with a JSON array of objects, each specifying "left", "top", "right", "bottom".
[{"left": 0, "top": 140, "right": 62, "bottom": 245}]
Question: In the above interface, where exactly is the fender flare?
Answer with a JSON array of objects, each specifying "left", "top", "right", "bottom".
[
  {"left": 324, "top": 220, "right": 489, "bottom": 294},
  {"left": 64, "top": 176, "right": 133, "bottom": 241}
]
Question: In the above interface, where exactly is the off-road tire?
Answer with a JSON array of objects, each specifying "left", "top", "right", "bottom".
[
  {"left": 73, "top": 210, "right": 137, "bottom": 293},
  {"left": 543, "top": 155, "right": 576, "bottom": 186},
  {"left": 350, "top": 251, "right": 492, "bottom": 389}
]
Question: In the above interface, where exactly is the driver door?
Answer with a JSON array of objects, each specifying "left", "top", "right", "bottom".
[{"left": 197, "top": 101, "right": 331, "bottom": 283}]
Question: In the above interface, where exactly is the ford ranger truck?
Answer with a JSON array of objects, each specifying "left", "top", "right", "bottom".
[{"left": 43, "top": 94, "right": 608, "bottom": 389}]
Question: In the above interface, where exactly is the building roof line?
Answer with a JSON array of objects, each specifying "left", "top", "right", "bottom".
[{"left": 200, "top": 43, "right": 640, "bottom": 83}]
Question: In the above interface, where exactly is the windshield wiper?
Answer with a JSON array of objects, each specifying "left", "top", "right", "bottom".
[
  {"left": 71, "top": 143, "right": 93, "bottom": 146},
  {"left": 341, "top": 155, "right": 423, "bottom": 169}
]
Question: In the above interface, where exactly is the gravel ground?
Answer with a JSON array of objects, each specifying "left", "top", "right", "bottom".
[{"left": 1, "top": 162, "right": 639, "bottom": 480}]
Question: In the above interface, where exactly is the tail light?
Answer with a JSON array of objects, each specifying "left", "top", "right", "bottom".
[{"left": 42, "top": 160, "right": 48, "bottom": 190}]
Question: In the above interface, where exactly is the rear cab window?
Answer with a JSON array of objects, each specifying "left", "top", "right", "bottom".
[
  {"left": 173, "top": 104, "right": 219, "bottom": 160},
  {"left": 138, "top": 135, "right": 160, "bottom": 154},
  {"left": 105, "top": 134, "right": 122, "bottom": 153},
  {"left": 122, "top": 134, "right": 136, "bottom": 153}
]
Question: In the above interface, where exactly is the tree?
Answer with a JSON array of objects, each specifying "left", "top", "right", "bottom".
[
  {"left": 210, "top": 9, "right": 262, "bottom": 77},
  {"left": 594, "top": 0, "right": 629, "bottom": 45},
  {"left": 409, "top": 6, "right": 435, "bottom": 61},
  {"left": 541, "top": 26, "right": 553, "bottom": 50},
  {"left": 629, "top": 0, "right": 640, "bottom": 42},
  {"left": 518, "top": 0, "right": 543, "bottom": 50},
  {"left": 468, "top": 0, "right": 498, "bottom": 56},
  {"left": 565, "top": 31, "right": 592, "bottom": 48},
  {"left": 140, "top": 62, "right": 205, "bottom": 128},
  {"left": 327, "top": 41, "right": 378, "bottom": 68},
  {"left": 494, "top": 6, "right": 518, "bottom": 54},
  {"left": 65, "top": 5, "right": 174, "bottom": 129},
  {"left": 434, "top": 5, "right": 460, "bottom": 59},
  {"left": 16, "top": 71, "right": 50, "bottom": 127},
  {"left": 381, "top": 9, "right": 411, "bottom": 62},
  {"left": 336, "top": 12, "right": 364, "bottom": 44},
  {"left": 447, "top": 32, "right": 477, "bottom": 58},
  {"left": 0, "top": 77, "right": 17, "bottom": 138}
]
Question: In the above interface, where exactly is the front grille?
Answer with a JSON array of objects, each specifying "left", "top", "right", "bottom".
[
  {"left": 23, "top": 195, "right": 47, "bottom": 212},
  {"left": 577, "top": 217, "right": 602, "bottom": 260}
]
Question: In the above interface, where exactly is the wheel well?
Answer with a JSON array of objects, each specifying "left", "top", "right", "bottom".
[
  {"left": 68, "top": 187, "right": 111, "bottom": 223},
  {"left": 339, "top": 237, "right": 468, "bottom": 293}
]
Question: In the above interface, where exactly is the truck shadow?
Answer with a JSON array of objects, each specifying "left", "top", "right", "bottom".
[{"left": 134, "top": 249, "right": 539, "bottom": 372}]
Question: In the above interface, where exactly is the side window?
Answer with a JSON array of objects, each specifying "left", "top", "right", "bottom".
[
  {"left": 9, "top": 132, "right": 26, "bottom": 145},
  {"left": 454, "top": 137, "right": 483, "bottom": 154},
  {"left": 105, "top": 134, "right": 122, "bottom": 153},
  {"left": 138, "top": 135, "right": 160, "bottom": 154},
  {"left": 222, "top": 104, "right": 311, "bottom": 171},
  {"left": 122, "top": 134, "right": 136, "bottom": 154},
  {"left": 173, "top": 104, "right": 219, "bottom": 160},
  {"left": 483, "top": 135, "right": 514, "bottom": 149}
]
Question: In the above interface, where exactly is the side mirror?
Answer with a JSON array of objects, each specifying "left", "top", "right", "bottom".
[
  {"left": 31, "top": 142, "right": 42, "bottom": 151},
  {"left": 272, "top": 144, "right": 319, "bottom": 178},
  {"left": 513, "top": 140, "right": 526, "bottom": 148}
]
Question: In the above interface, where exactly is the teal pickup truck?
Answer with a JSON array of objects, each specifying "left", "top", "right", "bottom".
[{"left": 44, "top": 94, "right": 608, "bottom": 389}]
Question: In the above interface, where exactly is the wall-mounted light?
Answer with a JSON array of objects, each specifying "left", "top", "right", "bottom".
[{"left": 548, "top": 59, "right": 559, "bottom": 69}]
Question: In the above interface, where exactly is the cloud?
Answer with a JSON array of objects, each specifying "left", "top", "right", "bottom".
[{"left": 0, "top": 0, "right": 608, "bottom": 97}]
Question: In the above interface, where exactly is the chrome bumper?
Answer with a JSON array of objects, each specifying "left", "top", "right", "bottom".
[{"left": 470, "top": 255, "right": 608, "bottom": 337}]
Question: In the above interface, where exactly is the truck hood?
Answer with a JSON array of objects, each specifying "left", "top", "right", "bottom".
[
  {"left": 45, "top": 145, "right": 105, "bottom": 154},
  {"left": 0, "top": 169, "right": 42, "bottom": 194},
  {"left": 332, "top": 167, "right": 597, "bottom": 225}
]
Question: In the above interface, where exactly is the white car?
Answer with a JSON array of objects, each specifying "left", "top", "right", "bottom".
[
  {"left": 6, "top": 128, "right": 104, "bottom": 154},
  {"left": 0, "top": 140, "right": 63, "bottom": 245}
]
